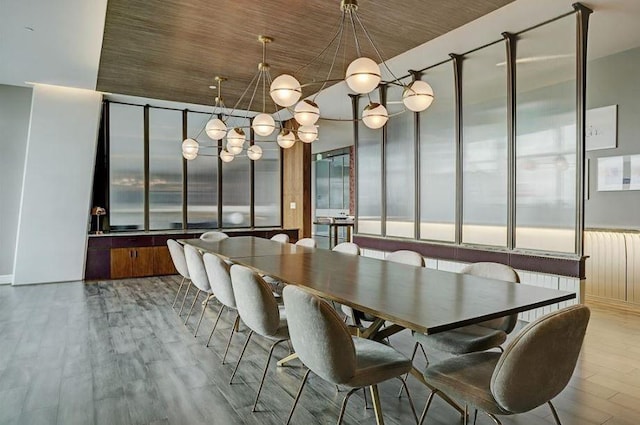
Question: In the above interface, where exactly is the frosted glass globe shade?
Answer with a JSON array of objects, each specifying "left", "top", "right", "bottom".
[
  {"left": 226, "top": 127, "right": 245, "bottom": 147},
  {"left": 402, "top": 80, "right": 434, "bottom": 112},
  {"left": 226, "top": 141, "right": 243, "bottom": 155},
  {"left": 345, "top": 57, "right": 381, "bottom": 94},
  {"left": 247, "top": 145, "right": 263, "bottom": 160},
  {"left": 205, "top": 118, "right": 227, "bottom": 140},
  {"left": 220, "top": 150, "right": 235, "bottom": 163},
  {"left": 298, "top": 125, "right": 318, "bottom": 143},
  {"left": 294, "top": 100, "right": 320, "bottom": 126},
  {"left": 362, "top": 103, "right": 388, "bottom": 129},
  {"left": 277, "top": 130, "right": 296, "bottom": 149},
  {"left": 182, "top": 138, "right": 199, "bottom": 155},
  {"left": 270, "top": 74, "right": 302, "bottom": 107},
  {"left": 182, "top": 151, "right": 197, "bottom": 160},
  {"left": 252, "top": 113, "right": 276, "bottom": 137}
]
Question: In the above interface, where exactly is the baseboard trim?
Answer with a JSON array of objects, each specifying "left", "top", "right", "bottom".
[{"left": 0, "top": 274, "right": 13, "bottom": 285}]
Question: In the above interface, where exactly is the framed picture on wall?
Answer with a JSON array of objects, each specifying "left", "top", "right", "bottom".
[{"left": 586, "top": 105, "right": 617, "bottom": 151}]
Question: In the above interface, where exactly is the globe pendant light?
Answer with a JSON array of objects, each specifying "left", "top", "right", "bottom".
[
  {"left": 294, "top": 100, "right": 320, "bottom": 126},
  {"left": 298, "top": 125, "right": 318, "bottom": 143},
  {"left": 362, "top": 103, "right": 388, "bottom": 129},
  {"left": 227, "top": 127, "right": 245, "bottom": 146},
  {"left": 402, "top": 80, "right": 434, "bottom": 112},
  {"left": 205, "top": 118, "right": 227, "bottom": 140},
  {"left": 247, "top": 145, "right": 263, "bottom": 160},
  {"left": 252, "top": 113, "right": 276, "bottom": 136},
  {"left": 182, "top": 138, "right": 199, "bottom": 156},
  {"left": 270, "top": 74, "right": 302, "bottom": 107},
  {"left": 183, "top": 151, "right": 198, "bottom": 160},
  {"left": 220, "top": 149, "right": 235, "bottom": 163},
  {"left": 277, "top": 129, "right": 296, "bottom": 149},
  {"left": 345, "top": 57, "right": 382, "bottom": 94}
]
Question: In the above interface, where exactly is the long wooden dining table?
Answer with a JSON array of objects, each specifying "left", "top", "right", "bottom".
[{"left": 180, "top": 236, "right": 576, "bottom": 421}]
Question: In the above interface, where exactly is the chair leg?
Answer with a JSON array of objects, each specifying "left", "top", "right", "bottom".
[
  {"left": 194, "top": 295, "right": 211, "bottom": 337},
  {"left": 463, "top": 404, "right": 468, "bottom": 425},
  {"left": 363, "top": 387, "right": 368, "bottom": 410},
  {"left": 229, "top": 330, "right": 253, "bottom": 384},
  {"left": 337, "top": 388, "right": 359, "bottom": 425},
  {"left": 418, "top": 389, "right": 438, "bottom": 425},
  {"left": 548, "top": 401, "right": 562, "bottom": 425},
  {"left": 473, "top": 409, "right": 478, "bottom": 425},
  {"left": 222, "top": 313, "right": 240, "bottom": 364},
  {"left": 484, "top": 412, "right": 502, "bottom": 425},
  {"left": 369, "top": 385, "right": 384, "bottom": 425},
  {"left": 172, "top": 276, "right": 185, "bottom": 308},
  {"left": 206, "top": 305, "right": 225, "bottom": 347},
  {"left": 252, "top": 339, "right": 288, "bottom": 412},
  {"left": 395, "top": 376, "right": 418, "bottom": 423},
  {"left": 184, "top": 289, "right": 201, "bottom": 325},
  {"left": 286, "top": 369, "right": 311, "bottom": 425},
  {"left": 397, "top": 342, "right": 420, "bottom": 398},
  {"left": 178, "top": 281, "right": 192, "bottom": 315}
]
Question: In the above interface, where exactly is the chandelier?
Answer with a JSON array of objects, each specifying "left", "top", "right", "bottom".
[
  {"left": 182, "top": 36, "right": 302, "bottom": 162},
  {"left": 269, "top": 0, "right": 435, "bottom": 130}
]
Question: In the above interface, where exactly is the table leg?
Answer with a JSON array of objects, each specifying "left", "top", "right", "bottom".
[{"left": 277, "top": 352, "right": 299, "bottom": 366}]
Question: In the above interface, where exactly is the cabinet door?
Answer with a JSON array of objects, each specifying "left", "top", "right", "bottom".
[
  {"left": 154, "top": 246, "right": 177, "bottom": 276},
  {"left": 111, "top": 248, "right": 132, "bottom": 279},
  {"left": 131, "top": 247, "right": 155, "bottom": 277}
]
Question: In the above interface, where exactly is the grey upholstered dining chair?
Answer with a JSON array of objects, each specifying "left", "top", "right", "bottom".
[
  {"left": 203, "top": 253, "right": 240, "bottom": 363},
  {"left": 283, "top": 285, "right": 418, "bottom": 425},
  {"left": 332, "top": 242, "right": 360, "bottom": 255},
  {"left": 419, "top": 304, "right": 590, "bottom": 425},
  {"left": 200, "top": 231, "right": 229, "bottom": 242},
  {"left": 167, "top": 239, "right": 190, "bottom": 310},
  {"left": 183, "top": 244, "right": 215, "bottom": 336},
  {"left": 270, "top": 233, "right": 290, "bottom": 243},
  {"left": 295, "top": 237, "right": 316, "bottom": 248},
  {"left": 229, "top": 265, "right": 290, "bottom": 412},
  {"left": 410, "top": 262, "right": 520, "bottom": 366}
]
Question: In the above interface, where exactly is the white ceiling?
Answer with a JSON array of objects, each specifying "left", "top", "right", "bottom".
[{"left": 1, "top": 0, "right": 639, "bottom": 155}]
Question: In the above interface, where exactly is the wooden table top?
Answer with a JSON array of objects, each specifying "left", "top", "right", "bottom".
[
  {"left": 232, "top": 249, "right": 575, "bottom": 335},
  {"left": 180, "top": 236, "right": 314, "bottom": 260}
]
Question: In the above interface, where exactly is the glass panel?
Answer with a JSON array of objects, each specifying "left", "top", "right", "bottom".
[
  {"left": 109, "top": 103, "right": 144, "bottom": 231},
  {"left": 515, "top": 16, "right": 576, "bottom": 253},
  {"left": 357, "top": 94, "right": 382, "bottom": 235},
  {"left": 385, "top": 83, "right": 415, "bottom": 238},
  {"left": 316, "top": 160, "right": 330, "bottom": 211},
  {"left": 420, "top": 62, "right": 457, "bottom": 242},
  {"left": 329, "top": 156, "right": 346, "bottom": 210},
  {"left": 343, "top": 154, "right": 350, "bottom": 210},
  {"left": 254, "top": 140, "right": 281, "bottom": 227},
  {"left": 222, "top": 118, "right": 251, "bottom": 227},
  {"left": 148, "top": 108, "right": 183, "bottom": 230},
  {"left": 462, "top": 42, "right": 508, "bottom": 246},
  {"left": 187, "top": 112, "right": 218, "bottom": 228}
]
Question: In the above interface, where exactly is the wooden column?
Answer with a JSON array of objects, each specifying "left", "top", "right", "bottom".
[{"left": 282, "top": 134, "right": 312, "bottom": 239}]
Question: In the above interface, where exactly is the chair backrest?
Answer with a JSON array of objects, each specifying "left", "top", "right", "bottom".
[
  {"left": 461, "top": 262, "right": 520, "bottom": 333},
  {"left": 200, "top": 231, "right": 229, "bottom": 242},
  {"left": 230, "top": 265, "right": 282, "bottom": 337},
  {"left": 332, "top": 242, "right": 360, "bottom": 255},
  {"left": 270, "top": 233, "right": 290, "bottom": 243},
  {"left": 184, "top": 244, "right": 211, "bottom": 293},
  {"left": 203, "top": 253, "right": 235, "bottom": 309},
  {"left": 283, "top": 285, "right": 356, "bottom": 385},
  {"left": 295, "top": 238, "right": 316, "bottom": 248},
  {"left": 386, "top": 250, "right": 424, "bottom": 267},
  {"left": 490, "top": 304, "right": 590, "bottom": 414},
  {"left": 167, "top": 239, "right": 189, "bottom": 279}
]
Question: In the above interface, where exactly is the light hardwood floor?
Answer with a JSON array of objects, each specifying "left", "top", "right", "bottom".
[{"left": 0, "top": 277, "right": 638, "bottom": 425}]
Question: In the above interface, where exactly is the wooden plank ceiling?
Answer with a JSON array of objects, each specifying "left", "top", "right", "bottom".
[{"left": 97, "top": 0, "right": 514, "bottom": 109}]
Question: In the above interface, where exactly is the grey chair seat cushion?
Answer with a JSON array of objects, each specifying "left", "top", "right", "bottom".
[
  {"left": 412, "top": 325, "right": 507, "bottom": 355},
  {"left": 424, "top": 351, "right": 509, "bottom": 415},
  {"left": 345, "top": 337, "right": 413, "bottom": 388}
]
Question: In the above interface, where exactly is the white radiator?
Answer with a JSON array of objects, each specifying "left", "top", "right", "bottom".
[{"left": 584, "top": 231, "right": 627, "bottom": 302}]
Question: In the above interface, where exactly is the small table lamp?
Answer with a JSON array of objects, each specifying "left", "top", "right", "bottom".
[{"left": 91, "top": 206, "right": 106, "bottom": 234}]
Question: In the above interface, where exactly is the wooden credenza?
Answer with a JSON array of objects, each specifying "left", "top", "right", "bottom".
[{"left": 85, "top": 228, "right": 299, "bottom": 280}]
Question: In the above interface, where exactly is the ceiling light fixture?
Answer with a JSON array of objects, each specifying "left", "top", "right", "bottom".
[{"left": 269, "top": 0, "right": 435, "bottom": 130}]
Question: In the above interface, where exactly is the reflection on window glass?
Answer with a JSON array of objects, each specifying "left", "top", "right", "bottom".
[
  {"left": 462, "top": 42, "right": 508, "bottom": 246},
  {"left": 149, "top": 108, "right": 183, "bottom": 230},
  {"left": 357, "top": 95, "right": 382, "bottom": 235},
  {"left": 516, "top": 15, "right": 576, "bottom": 253},
  {"left": 109, "top": 104, "right": 144, "bottom": 230},
  {"left": 222, "top": 118, "right": 251, "bottom": 227},
  {"left": 254, "top": 139, "right": 281, "bottom": 227},
  {"left": 187, "top": 112, "right": 218, "bottom": 228}
]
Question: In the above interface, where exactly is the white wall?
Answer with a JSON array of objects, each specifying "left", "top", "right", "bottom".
[
  {"left": 0, "top": 84, "right": 32, "bottom": 283},
  {"left": 12, "top": 84, "right": 102, "bottom": 285}
]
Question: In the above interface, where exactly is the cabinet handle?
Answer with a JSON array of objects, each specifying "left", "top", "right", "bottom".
[
  {"left": 134, "top": 250, "right": 138, "bottom": 258},
  {"left": 129, "top": 250, "right": 133, "bottom": 258}
]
